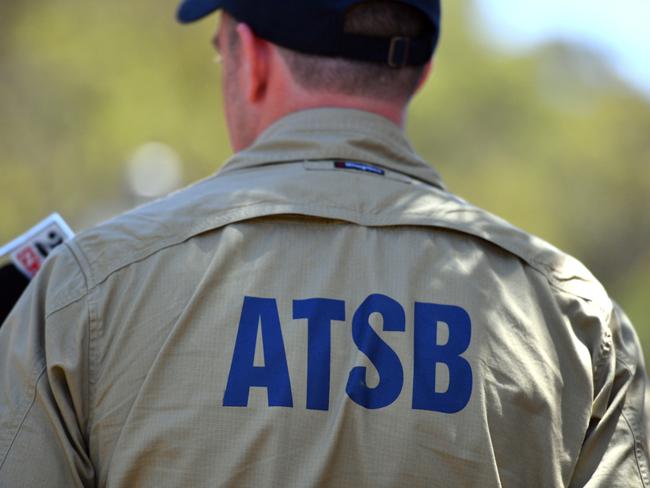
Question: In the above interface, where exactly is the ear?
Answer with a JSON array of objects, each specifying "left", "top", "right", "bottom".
[{"left": 237, "top": 22, "right": 271, "bottom": 103}]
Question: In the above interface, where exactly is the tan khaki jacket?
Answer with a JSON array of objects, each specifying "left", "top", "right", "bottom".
[{"left": 1, "top": 108, "right": 648, "bottom": 487}]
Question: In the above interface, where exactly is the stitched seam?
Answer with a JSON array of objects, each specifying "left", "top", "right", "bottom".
[
  {"left": 59, "top": 244, "right": 94, "bottom": 445},
  {"left": 0, "top": 367, "right": 47, "bottom": 472},
  {"left": 83, "top": 200, "right": 554, "bottom": 288},
  {"left": 66, "top": 240, "right": 96, "bottom": 290},
  {"left": 622, "top": 409, "right": 650, "bottom": 487},
  {"left": 81, "top": 201, "right": 402, "bottom": 287},
  {"left": 544, "top": 281, "right": 608, "bottom": 318},
  {"left": 44, "top": 294, "right": 88, "bottom": 322},
  {"left": 84, "top": 290, "right": 97, "bottom": 444},
  {"left": 46, "top": 288, "right": 86, "bottom": 317},
  {"left": 44, "top": 243, "right": 91, "bottom": 317}
]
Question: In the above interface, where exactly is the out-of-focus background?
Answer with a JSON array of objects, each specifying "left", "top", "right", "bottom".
[{"left": 1, "top": 1, "right": 648, "bottom": 357}]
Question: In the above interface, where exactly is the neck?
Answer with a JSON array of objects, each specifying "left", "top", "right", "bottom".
[
  {"left": 279, "top": 95, "right": 407, "bottom": 127},
  {"left": 252, "top": 90, "right": 408, "bottom": 145}
]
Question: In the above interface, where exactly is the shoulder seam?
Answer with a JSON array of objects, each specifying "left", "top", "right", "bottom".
[
  {"left": 44, "top": 243, "right": 90, "bottom": 318},
  {"left": 65, "top": 240, "right": 95, "bottom": 290}
]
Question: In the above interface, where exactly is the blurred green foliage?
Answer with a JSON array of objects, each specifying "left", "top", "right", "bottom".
[{"left": 1, "top": 2, "right": 648, "bottom": 359}]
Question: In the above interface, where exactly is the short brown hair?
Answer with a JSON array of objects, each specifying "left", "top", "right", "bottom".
[{"left": 278, "top": 1, "right": 431, "bottom": 101}]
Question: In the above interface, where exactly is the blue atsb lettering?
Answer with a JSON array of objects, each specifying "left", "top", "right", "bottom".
[
  {"left": 346, "top": 294, "right": 405, "bottom": 410},
  {"left": 412, "top": 303, "right": 472, "bottom": 413},
  {"left": 223, "top": 297, "right": 293, "bottom": 407},
  {"left": 223, "top": 295, "right": 473, "bottom": 413},
  {"left": 293, "top": 298, "right": 346, "bottom": 411}
]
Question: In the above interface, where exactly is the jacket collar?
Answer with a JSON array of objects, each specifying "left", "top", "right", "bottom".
[{"left": 219, "top": 108, "right": 446, "bottom": 190}]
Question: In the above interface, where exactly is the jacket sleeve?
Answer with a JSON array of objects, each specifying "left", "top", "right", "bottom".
[
  {"left": 571, "top": 303, "right": 650, "bottom": 487},
  {"left": 0, "top": 244, "right": 95, "bottom": 487}
]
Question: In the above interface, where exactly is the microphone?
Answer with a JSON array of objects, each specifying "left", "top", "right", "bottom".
[{"left": 0, "top": 214, "right": 74, "bottom": 325}]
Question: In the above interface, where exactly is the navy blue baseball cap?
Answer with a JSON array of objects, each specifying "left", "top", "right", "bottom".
[{"left": 176, "top": 0, "right": 441, "bottom": 68}]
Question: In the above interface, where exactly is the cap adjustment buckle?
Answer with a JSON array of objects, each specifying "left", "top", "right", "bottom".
[{"left": 388, "top": 36, "right": 411, "bottom": 68}]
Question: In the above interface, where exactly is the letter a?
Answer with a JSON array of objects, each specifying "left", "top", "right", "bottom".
[{"left": 223, "top": 297, "right": 293, "bottom": 407}]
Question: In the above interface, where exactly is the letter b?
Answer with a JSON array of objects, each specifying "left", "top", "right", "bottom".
[{"left": 413, "top": 303, "right": 472, "bottom": 413}]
